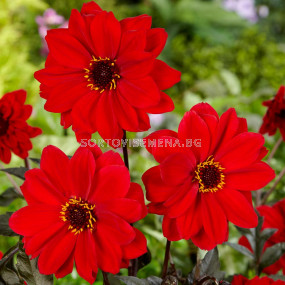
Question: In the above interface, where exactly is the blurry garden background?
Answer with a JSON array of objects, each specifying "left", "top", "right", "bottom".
[{"left": 0, "top": 0, "right": 285, "bottom": 283}]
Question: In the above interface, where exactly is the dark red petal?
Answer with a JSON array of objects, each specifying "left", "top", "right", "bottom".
[
  {"left": 211, "top": 108, "right": 239, "bottom": 154},
  {"left": 113, "top": 93, "right": 140, "bottom": 132},
  {"left": 160, "top": 152, "right": 196, "bottom": 186},
  {"left": 122, "top": 228, "right": 147, "bottom": 259},
  {"left": 118, "top": 30, "right": 146, "bottom": 56},
  {"left": 120, "top": 15, "right": 152, "bottom": 32},
  {"left": 95, "top": 150, "right": 124, "bottom": 169},
  {"left": 150, "top": 60, "right": 181, "bottom": 90},
  {"left": 145, "top": 28, "right": 167, "bottom": 57},
  {"left": 40, "top": 146, "right": 70, "bottom": 196},
  {"left": 216, "top": 133, "right": 266, "bottom": 172},
  {"left": 215, "top": 188, "right": 258, "bottom": 228},
  {"left": 46, "top": 29, "right": 91, "bottom": 69},
  {"left": 178, "top": 110, "right": 211, "bottom": 161},
  {"left": 81, "top": 1, "right": 102, "bottom": 14},
  {"left": 94, "top": 91, "right": 123, "bottom": 144},
  {"left": 74, "top": 231, "right": 97, "bottom": 284},
  {"left": 91, "top": 165, "right": 130, "bottom": 202},
  {"left": 142, "top": 166, "right": 176, "bottom": 203},
  {"left": 162, "top": 216, "right": 183, "bottom": 241},
  {"left": 225, "top": 162, "right": 275, "bottom": 191},
  {"left": 118, "top": 76, "right": 160, "bottom": 108},
  {"left": 190, "top": 228, "right": 217, "bottom": 250},
  {"left": 190, "top": 103, "right": 219, "bottom": 119},
  {"left": 37, "top": 230, "right": 76, "bottom": 275},
  {"left": 99, "top": 198, "right": 142, "bottom": 223},
  {"left": 9, "top": 205, "right": 61, "bottom": 236},
  {"left": 145, "top": 129, "right": 178, "bottom": 154},
  {"left": 201, "top": 194, "right": 228, "bottom": 244},
  {"left": 90, "top": 12, "right": 121, "bottom": 59},
  {"left": 143, "top": 92, "right": 174, "bottom": 114},
  {"left": 184, "top": 195, "right": 203, "bottom": 238},
  {"left": 21, "top": 169, "right": 65, "bottom": 206},
  {"left": 117, "top": 51, "right": 154, "bottom": 80},
  {"left": 258, "top": 205, "right": 283, "bottom": 229},
  {"left": 68, "top": 148, "right": 96, "bottom": 200},
  {"left": 93, "top": 232, "right": 122, "bottom": 274},
  {"left": 55, "top": 249, "right": 75, "bottom": 279},
  {"left": 0, "top": 146, "right": 11, "bottom": 164},
  {"left": 126, "top": 183, "right": 148, "bottom": 219},
  {"left": 166, "top": 182, "right": 199, "bottom": 218}
]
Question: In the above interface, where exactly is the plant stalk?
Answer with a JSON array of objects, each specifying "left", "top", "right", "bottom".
[{"left": 162, "top": 240, "right": 171, "bottom": 279}]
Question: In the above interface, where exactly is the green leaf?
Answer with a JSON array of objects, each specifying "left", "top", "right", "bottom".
[
  {"left": 0, "top": 244, "right": 20, "bottom": 270},
  {"left": 0, "top": 267, "right": 22, "bottom": 285},
  {"left": 260, "top": 243, "right": 285, "bottom": 270},
  {"left": 16, "top": 247, "right": 53, "bottom": 285},
  {"left": 137, "top": 248, "right": 152, "bottom": 272},
  {"left": 29, "top": 158, "right": 40, "bottom": 165},
  {"left": 225, "top": 242, "right": 254, "bottom": 259},
  {"left": 0, "top": 188, "right": 22, "bottom": 206},
  {"left": 0, "top": 167, "right": 28, "bottom": 180},
  {"left": 0, "top": 212, "right": 18, "bottom": 237},
  {"left": 189, "top": 247, "right": 224, "bottom": 281}
]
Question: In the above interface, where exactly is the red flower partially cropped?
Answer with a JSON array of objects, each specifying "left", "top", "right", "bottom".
[
  {"left": 239, "top": 198, "right": 285, "bottom": 274},
  {"left": 9, "top": 145, "right": 147, "bottom": 284},
  {"left": 142, "top": 103, "right": 275, "bottom": 250},
  {"left": 232, "top": 275, "right": 285, "bottom": 285},
  {"left": 0, "top": 90, "right": 42, "bottom": 163},
  {"left": 260, "top": 85, "right": 285, "bottom": 140},
  {"left": 34, "top": 1, "right": 181, "bottom": 146}
]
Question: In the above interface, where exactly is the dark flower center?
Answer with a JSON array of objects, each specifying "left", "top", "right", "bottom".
[
  {"left": 84, "top": 56, "right": 120, "bottom": 93},
  {"left": 195, "top": 156, "right": 225, "bottom": 193},
  {"left": 0, "top": 114, "right": 9, "bottom": 136},
  {"left": 60, "top": 197, "right": 96, "bottom": 234}
]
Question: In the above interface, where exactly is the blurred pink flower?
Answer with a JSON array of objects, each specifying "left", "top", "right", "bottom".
[{"left": 36, "top": 8, "right": 68, "bottom": 56}]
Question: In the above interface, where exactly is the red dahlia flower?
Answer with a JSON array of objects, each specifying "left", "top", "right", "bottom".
[
  {"left": 34, "top": 1, "right": 181, "bottom": 146},
  {"left": 260, "top": 86, "right": 285, "bottom": 140},
  {"left": 0, "top": 90, "right": 42, "bottom": 164},
  {"left": 9, "top": 145, "right": 147, "bottom": 284},
  {"left": 239, "top": 198, "right": 285, "bottom": 274},
  {"left": 142, "top": 103, "right": 275, "bottom": 250},
  {"left": 232, "top": 275, "right": 285, "bottom": 285}
]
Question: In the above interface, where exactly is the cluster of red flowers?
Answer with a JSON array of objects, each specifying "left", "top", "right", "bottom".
[
  {"left": 239, "top": 199, "right": 285, "bottom": 274},
  {"left": 232, "top": 275, "right": 285, "bottom": 285},
  {"left": 1, "top": 1, "right": 284, "bottom": 284}
]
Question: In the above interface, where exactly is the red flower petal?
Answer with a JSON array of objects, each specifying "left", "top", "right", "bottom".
[
  {"left": 46, "top": 29, "right": 91, "bottom": 69},
  {"left": 215, "top": 188, "right": 258, "bottom": 228},
  {"left": 201, "top": 194, "right": 228, "bottom": 244},
  {"left": 117, "top": 51, "right": 154, "bottom": 80},
  {"left": 37, "top": 230, "right": 76, "bottom": 275},
  {"left": 216, "top": 133, "right": 265, "bottom": 172},
  {"left": 91, "top": 165, "right": 130, "bottom": 202},
  {"left": 118, "top": 30, "right": 146, "bottom": 56},
  {"left": 40, "top": 146, "right": 70, "bottom": 196},
  {"left": 143, "top": 92, "right": 174, "bottom": 114},
  {"left": 160, "top": 152, "right": 196, "bottom": 186},
  {"left": 120, "top": 14, "right": 152, "bottom": 32},
  {"left": 81, "top": 1, "right": 102, "bottom": 14},
  {"left": 9, "top": 205, "right": 60, "bottom": 236},
  {"left": 150, "top": 60, "right": 181, "bottom": 90},
  {"left": 145, "top": 28, "right": 167, "bottom": 57},
  {"left": 68, "top": 148, "right": 96, "bottom": 200},
  {"left": 225, "top": 162, "right": 275, "bottom": 191},
  {"left": 178, "top": 110, "right": 211, "bottom": 161},
  {"left": 162, "top": 216, "right": 183, "bottom": 241},
  {"left": 142, "top": 166, "right": 177, "bottom": 203},
  {"left": 95, "top": 151, "right": 124, "bottom": 169},
  {"left": 190, "top": 228, "right": 217, "bottom": 251},
  {"left": 90, "top": 12, "right": 121, "bottom": 59},
  {"left": 118, "top": 76, "right": 160, "bottom": 109}
]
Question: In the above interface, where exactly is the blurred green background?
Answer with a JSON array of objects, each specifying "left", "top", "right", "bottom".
[{"left": 0, "top": 0, "right": 285, "bottom": 283}]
